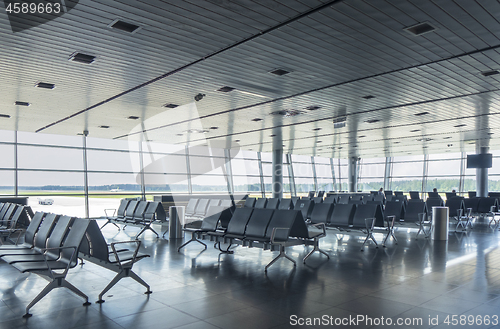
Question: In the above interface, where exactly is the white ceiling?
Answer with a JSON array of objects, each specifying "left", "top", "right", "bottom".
[{"left": 2, "top": 0, "right": 500, "bottom": 159}]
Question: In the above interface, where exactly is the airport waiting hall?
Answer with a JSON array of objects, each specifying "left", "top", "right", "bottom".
[{"left": 2, "top": 0, "right": 500, "bottom": 328}]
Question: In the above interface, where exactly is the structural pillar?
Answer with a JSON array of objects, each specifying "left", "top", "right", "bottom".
[
  {"left": 476, "top": 145, "right": 489, "bottom": 197},
  {"left": 272, "top": 148, "right": 283, "bottom": 199},
  {"left": 348, "top": 157, "right": 358, "bottom": 193}
]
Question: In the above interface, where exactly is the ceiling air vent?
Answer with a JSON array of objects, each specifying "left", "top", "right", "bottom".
[
  {"left": 270, "top": 109, "right": 304, "bottom": 117},
  {"left": 454, "top": 124, "right": 466, "bottom": 128},
  {"left": 362, "top": 95, "right": 375, "bottom": 99},
  {"left": 404, "top": 22, "right": 437, "bottom": 36},
  {"left": 269, "top": 68, "right": 290, "bottom": 76},
  {"left": 217, "top": 86, "right": 235, "bottom": 92},
  {"left": 481, "top": 70, "right": 500, "bottom": 77},
  {"left": 109, "top": 19, "right": 141, "bottom": 33},
  {"left": 163, "top": 103, "right": 178, "bottom": 108},
  {"left": 69, "top": 52, "right": 96, "bottom": 64},
  {"left": 251, "top": 118, "right": 262, "bottom": 122},
  {"left": 365, "top": 119, "right": 380, "bottom": 124},
  {"left": 127, "top": 116, "right": 139, "bottom": 120},
  {"left": 35, "top": 82, "right": 55, "bottom": 89},
  {"left": 410, "top": 129, "right": 420, "bottom": 132},
  {"left": 414, "top": 111, "right": 430, "bottom": 116},
  {"left": 0, "top": 114, "right": 11, "bottom": 118},
  {"left": 333, "top": 117, "right": 346, "bottom": 129},
  {"left": 14, "top": 101, "right": 30, "bottom": 106},
  {"left": 313, "top": 128, "right": 322, "bottom": 131},
  {"left": 306, "top": 105, "right": 321, "bottom": 111},
  {"left": 99, "top": 125, "right": 110, "bottom": 129}
]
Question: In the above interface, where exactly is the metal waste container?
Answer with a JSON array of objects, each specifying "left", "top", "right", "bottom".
[
  {"left": 169, "top": 206, "right": 184, "bottom": 239},
  {"left": 432, "top": 206, "right": 449, "bottom": 240}
]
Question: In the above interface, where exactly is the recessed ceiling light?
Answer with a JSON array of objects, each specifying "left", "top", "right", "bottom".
[
  {"left": 358, "top": 135, "right": 366, "bottom": 138},
  {"left": 127, "top": 116, "right": 139, "bottom": 120},
  {"left": 414, "top": 111, "right": 430, "bottom": 116},
  {"left": 404, "top": 22, "right": 437, "bottom": 36},
  {"left": 217, "top": 86, "right": 235, "bottom": 92},
  {"left": 69, "top": 52, "right": 96, "bottom": 64},
  {"left": 76, "top": 133, "right": 83, "bottom": 135},
  {"left": 306, "top": 105, "right": 321, "bottom": 111},
  {"left": 176, "top": 133, "right": 183, "bottom": 136},
  {"left": 365, "top": 119, "right": 380, "bottom": 124},
  {"left": 270, "top": 109, "right": 304, "bottom": 117},
  {"left": 0, "top": 114, "right": 11, "bottom": 118},
  {"left": 410, "top": 129, "right": 420, "bottom": 132},
  {"left": 481, "top": 70, "right": 500, "bottom": 77},
  {"left": 270, "top": 134, "right": 276, "bottom": 137},
  {"left": 14, "top": 101, "right": 30, "bottom": 106},
  {"left": 443, "top": 136, "right": 452, "bottom": 139},
  {"left": 313, "top": 128, "right": 322, "bottom": 131},
  {"left": 394, "top": 141, "right": 400, "bottom": 144},
  {"left": 109, "top": 19, "right": 141, "bottom": 33},
  {"left": 252, "top": 118, "right": 262, "bottom": 122},
  {"left": 163, "top": 103, "right": 178, "bottom": 108},
  {"left": 234, "top": 139, "right": 240, "bottom": 142},
  {"left": 210, "top": 126, "right": 218, "bottom": 130},
  {"left": 99, "top": 125, "right": 110, "bottom": 129},
  {"left": 362, "top": 95, "right": 375, "bottom": 99},
  {"left": 35, "top": 82, "right": 55, "bottom": 89},
  {"left": 338, "top": 147, "right": 343, "bottom": 149},
  {"left": 454, "top": 124, "right": 466, "bottom": 128},
  {"left": 269, "top": 68, "right": 290, "bottom": 76},
  {"left": 317, "top": 141, "right": 322, "bottom": 143}
]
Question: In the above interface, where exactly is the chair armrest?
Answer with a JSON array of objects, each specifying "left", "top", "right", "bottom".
[
  {"left": 39, "top": 246, "right": 78, "bottom": 278},
  {"left": 309, "top": 222, "right": 326, "bottom": 238},
  {"left": 270, "top": 227, "right": 290, "bottom": 244},
  {"left": 109, "top": 240, "right": 141, "bottom": 269}
]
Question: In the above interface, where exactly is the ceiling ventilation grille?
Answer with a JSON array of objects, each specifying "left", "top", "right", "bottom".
[
  {"left": 404, "top": 22, "right": 437, "bottom": 36},
  {"left": 365, "top": 119, "right": 380, "bottom": 124},
  {"left": 414, "top": 111, "right": 430, "bottom": 116},
  {"left": 481, "top": 70, "right": 500, "bottom": 77},
  {"left": 269, "top": 68, "right": 290, "bottom": 76},
  {"left": 163, "top": 103, "right": 178, "bottom": 108},
  {"left": 35, "top": 82, "right": 55, "bottom": 89},
  {"left": 69, "top": 52, "right": 96, "bottom": 64},
  {"left": 15, "top": 101, "right": 30, "bottom": 106},
  {"left": 0, "top": 114, "right": 11, "bottom": 118},
  {"left": 217, "top": 86, "right": 235, "bottom": 92},
  {"left": 270, "top": 109, "right": 304, "bottom": 117},
  {"left": 110, "top": 19, "right": 141, "bottom": 33}
]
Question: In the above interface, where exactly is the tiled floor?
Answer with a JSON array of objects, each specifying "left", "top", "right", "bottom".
[{"left": 1, "top": 219, "right": 500, "bottom": 329}]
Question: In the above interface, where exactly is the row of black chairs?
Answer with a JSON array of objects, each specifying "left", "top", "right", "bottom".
[
  {"left": 0, "top": 211, "right": 151, "bottom": 317},
  {"left": 178, "top": 206, "right": 329, "bottom": 271},
  {"left": 185, "top": 198, "right": 234, "bottom": 221},
  {"left": 0, "top": 202, "right": 31, "bottom": 243},
  {"left": 102, "top": 199, "right": 167, "bottom": 239}
]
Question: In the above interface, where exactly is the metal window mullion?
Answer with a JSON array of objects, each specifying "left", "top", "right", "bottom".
[
  {"left": 337, "top": 158, "right": 341, "bottom": 191},
  {"left": 459, "top": 151, "right": 465, "bottom": 195},
  {"left": 139, "top": 140, "right": 146, "bottom": 201},
  {"left": 311, "top": 156, "right": 317, "bottom": 192},
  {"left": 14, "top": 131, "right": 18, "bottom": 196},
  {"left": 422, "top": 154, "right": 429, "bottom": 194},
  {"left": 185, "top": 145, "right": 192, "bottom": 194},
  {"left": 257, "top": 152, "right": 265, "bottom": 197},
  {"left": 82, "top": 132, "right": 89, "bottom": 218},
  {"left": 287, "top": 154, "right": 296, "bottom": 197},
  {"left": 330, "top": 157, "right": 336, "bottom": 192},
  {"left": 383, "top": 157, "right": 392, "bottom": 191},
  {"left": 224, "top": 148, "right": 234, "bottom": 194}
]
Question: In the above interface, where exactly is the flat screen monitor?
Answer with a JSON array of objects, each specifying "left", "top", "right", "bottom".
[{"left": 467, "top": 154, "right": 492, "bottom": 168}]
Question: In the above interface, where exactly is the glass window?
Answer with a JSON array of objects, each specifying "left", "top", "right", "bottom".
[
  {"left": 427, "top": 159, "right": 461, "bottom": 176},
  {"left": 144, "top": 173, "right": 188, "bottom": 193},
  {"left": 390, "top": 177, "right": 423, "bottom": 192},
  {"left": 230, "top": 149, "right": 258, "bottom": 159},
  {"left": 358, "top": 178, "right": 384, "bottom": 192},
  {"left": 0, "top": 144, "right": 15, "bottom": 168},
  {"left": 314, "top": 156, "right": 331, "bottom": 164},
  {"left": 292, "top": 154, "right": 311, "bottom": 163},
  {"left": 18, "top": 131, "right": 82, "bottom": 147},
  {"left": 0, "top": 170, "right": 15, "bottom": 195},
  {"left": 317, "top": 178, "right": 333, "bottom": 191},
  {"left": 142, "top": 142, "right": 185, "bottom": 155},
  {"left": 425, "top": 177, "right": 460, "bottom": 192},
  {"left": 18, "top": 145, "right": 83, "bottom": 170},
  {"left": 143, "top": 152, "right": 187, "bottom": 174},
  {"left": 88, "top": 172, "right": 141, "bottom": 192},
  {"left": 294, "top": 177, "right": 315, "bottom": 193},
  {"left": 260, "top": 152, "right": 272, "bottom": 162},
  {"left": 360, "top": 162, "right": 385, "bottom": 178},
  {"left": 315, "top": 164, "right": 332, "bottom": 178},
  {"left": 18, "top": 171, "right": 84, "bottom": 191},
  {"left": 0, "top": 130, "right": 15, "bottom": 143},
  {"left": 189, "top": 145, "right": 225, "bottom": 158},
  {"left": 87, "top": 149, "right": 141, "bottom": 173},
  {"left": 230, "top": 159, "right": 260, "bottom": 176},
  {"left": 87, "top": 137, "right": 132, "bottom": 151},
  {"left": 293, "top": 162, "right": 313, "bottom": 177},
  {"left": 190, "top": 156, "right": 227, "bottom": 175},
  {"left": 392, "top": 161, "right": 424, "bottom": 177},
  {"left": 233, "top": 176, "right": 261, "bottom": 192}
]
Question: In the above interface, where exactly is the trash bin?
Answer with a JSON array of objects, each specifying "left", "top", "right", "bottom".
[
  {"left": 432, "top": 206, "right": 449, "bottom": 241},
  {"left": 169, "top": 206, "right": 184, "bottom": 239}
]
